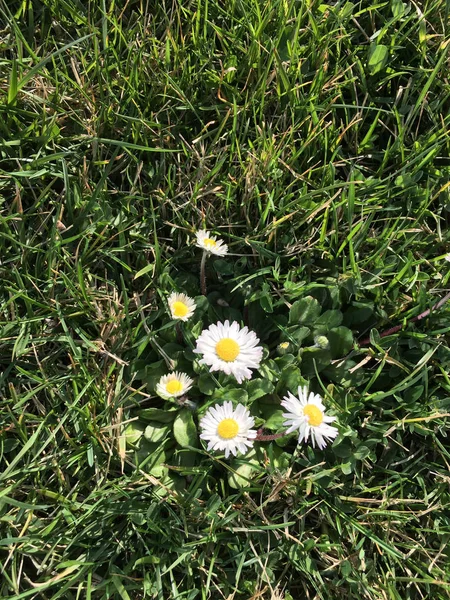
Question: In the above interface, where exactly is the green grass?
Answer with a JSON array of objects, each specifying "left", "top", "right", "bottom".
[{"left": 2, "top": 0, "right": 450, "bottom": 598}]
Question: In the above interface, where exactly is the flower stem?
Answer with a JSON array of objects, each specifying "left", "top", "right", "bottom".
[
  {"left": 176, "top": 322, "right": 183, "bottom": 345},
  {"left": 255, "top": 430, "right": 286, "bottom": 442},
  {"left": 359, "top": 290, "right": 450, "bottom": 347},
  {"left": 200, "top": 251, "right": 207, "bottom": 296}
]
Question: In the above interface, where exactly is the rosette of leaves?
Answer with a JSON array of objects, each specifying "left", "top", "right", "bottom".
[
  {"left": 124, "top": 403, "right": 198, "bottom": 495},
  {"left": 280, "top": 296, "right": 354, "bottom": 377}
]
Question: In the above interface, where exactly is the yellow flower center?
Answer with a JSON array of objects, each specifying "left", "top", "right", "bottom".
[
  {"left": 279, "top": 342, "right": 289, "bottom": 349},
  {"left": 172, "top": 301, "right": 189, "bottom": 318},
  {"left": 203, "top": 238, "right": 217, "bottom": 248},
  {"left": 217, "top": 418, "right": 239, "bottom": 439},
  {"left": 303, "top": 404, "right": 324, "bottom": 427},
  {"left": 166, "top": 379, "right": 183, "bottom": 395},
  {"left": 215, "top": 338, "right": 240, "bottom": 362}
]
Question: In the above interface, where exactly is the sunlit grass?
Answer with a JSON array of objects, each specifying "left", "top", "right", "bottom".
[{"left": 1, "top": 0, "right": 450, "bottom": 598}]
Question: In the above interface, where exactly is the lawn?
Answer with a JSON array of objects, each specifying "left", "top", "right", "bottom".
[{"left": 1, "top": 0, "right": 450, "bottom": 598}]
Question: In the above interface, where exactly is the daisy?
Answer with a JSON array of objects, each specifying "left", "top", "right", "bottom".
[
  {"left": 194, "top": 320, "right": 263, "bottom": 383},
  {"left": 281, "top": 386, "right": 338, "bottom": 450},
  {"left": 195, "top": 230, "right": 228, "bottom": 256},
  {"left": 168, "top": 292, "right": 196, "bottom": 321},
  {"left": 156, "top": 372, "right": 194, "bottom": 400},
  {"left": 199, "top": 401, "right": 257, "bottom": 458}
]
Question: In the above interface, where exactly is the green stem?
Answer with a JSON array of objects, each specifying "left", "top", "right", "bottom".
[{"left": 200, "top": 251, "right": 207, "bottom": 296}]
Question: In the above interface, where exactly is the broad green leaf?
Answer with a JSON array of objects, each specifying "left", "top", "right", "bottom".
[
  {"left": 136, "top": 440, "right": 172, "bottom": 477},
  {"left": 314, "top": 310, "right": 343, "bottom": 332},
  {"left": 391, "top": 0, "right": 407, "bottom": 17},
  {"left": 144, "top": 422, "right": 170, "bottom": 443},
  {"left": 282, "top": 325, "right": 311, "bottom": 346},
  {"left": 276, "top": 365, "right": 308, "bottom": 394},
  {"left": 198, "top": 373, "right": 216, "bottom": 395},
  {"left": 299, "top": 347, "right": 332, "bottom": 377},
  {"left": 368, "top": 43, "right": 389, "bottom": 75},
  {"left": 124, "top": 421, "right": 145, "bottom": 445},
  {"left": 257, "top": 359, "right": 281, "bottom": 382},
  {"left": 139, "top": 408, "right": 177, "bottom": 423},
  {"left": 354, "top": 445, "right": 370, "bottom": 460},
  {"left": 341, "top": 459, "right": 354, "bottom": 475},
  {"left": 271, "top": 448, "right": 291, "bottom": 471},
  {"left": 403, "top": 385, "right": 424, "bottom": 404},
  {"left": 173, "top": 409, "right": 198, "bottom": 447},
  {"left": 289, "top": 296, "right": 321, "bottom": 325},
  {"left": 328, "top": 327, "right": 353, "bottom": 358},
  {"left": 211, "top": 387, "right": 248, "bottom": 404},
  {"left": 274, "top": 354, "right": 296, "bottom": 369},
  {"left": 246, "top": 378, "right": 275, "bottom": 402},
  {"left": 174, "top": 449, "right": 198, "bottom": 469},
  {"left": 213, "top": 258, "right": 233, "bottom": 275},
  {"left": 263, "top": 409, "right": 285, "bottom": 431},
  {"left": 228, "top": 451, "right": 261, "bottom": 489},
  {"left": 332, "top": 440, "right": 353, "bottom": 458}
]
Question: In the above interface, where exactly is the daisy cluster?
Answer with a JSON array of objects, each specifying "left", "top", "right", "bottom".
[{"left": 155, "top": 229, "right": 338, "bottom": 460}]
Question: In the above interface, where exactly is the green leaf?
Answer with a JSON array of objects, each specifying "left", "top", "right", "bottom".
[
  {"left": 144, "top": 422, "right": 170, "bottom": 443},
  {"left": 270, "top": 448, "right": 291, "bottom": 471},
  {"left": 341, "top": 459, "right": 355, "bottom": 475},
  {"left": 228, "top": 451, "right": 261, "bottom": 489},
  {"left": 259, "top": 293, "right": 273, "bottom": 313},
  {"left": 368, "top": 43, "right": 389, "bottom": 75},
  {"left": 173, "top": 409, "right": 198, "bottom": 447},
  {"left": 282, "top": 325, "right": 311, "bottom": 346},
  {"left": 391, "top": 0, "right": 406, "bottom": 18},
  {"left": 403, "top": 385, "right": 424, "bottom": 404},
  {"left": 300, "top": 347, "right": 332, "bottom": 376},
  {"left": 289, "top": 296, "right": 321, "bottom": 325},
  {"left": 314, "top": 310, "right": 343, "bottom": 332},
  {"left": 213, "top": 259, "right": 233, "bottom": 275},
  {"left": 263, "top": 409, "right": 285, "bottom": 431},
  {"left": 332, "top": 440, "right": 353, "bottom": 458},
  {"left": 257, "top": 359, "right": 280, "bottom": 382},
  {"left": 211, "top": 387, "right": 249, "bottom": 404},
  {"left": 134, "top": 263, "right": 155, "bottom": 279},
  {"left": 174, "top": 449, "right": 198, "bottom": 469},
  {"left": 276, "top": 365, "right": 308, "bottom": 394},
  {"left": 246, "top": 378, "right": 275, "bottom": 402},
  {"left": 197, "top": 373, "right": 216, "bottom": 395},
  {"left": 354, "top": 445, "right": 370, "bottom": 460},
  {"left": 139, "top": 408, "right": 177, "bottom": 423},
  {"left": 124, "top": 421, "right": 145, "bottom": 445},
  {"left": 136, "top": 440, "right": 172, "bottom": 477},
  {"left": 328, "top": 327, "right": 354, "bottom": 358}
]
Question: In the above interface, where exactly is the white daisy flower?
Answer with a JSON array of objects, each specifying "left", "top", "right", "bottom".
[
  {"left": 194, "top": 320, "right": 263, "bottom": 383},
  {"left": 199, "top": 401, "right": 257, "bottom": 458},
  {"left": 156, "top": 372, "right": 194, "bottom": 399},
  {"left": 168, "top": 292, "right": 196, "bottom": 321},
  {"left": 445, "top": 254, "right": 450, "bottom": 262},
  {"left": 281, "top": 386, "right": 338, "bottom": 450},
  {"left": 195, "top": 230, "right": 228, "bottom": 256}
]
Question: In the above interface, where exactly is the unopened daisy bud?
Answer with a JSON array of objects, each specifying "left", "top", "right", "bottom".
[
  {"left": 156, "top": 372, "right": 194, "bottom": 400},
  {"left": 314, "top": 335, "right": 330, "bottom": 350},
  {"left": 168, "top": 292, "right": 196, "bottom": 321},
  {"left": 277, "top": 341, "right": 291, "bottom": 355}
]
